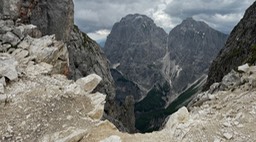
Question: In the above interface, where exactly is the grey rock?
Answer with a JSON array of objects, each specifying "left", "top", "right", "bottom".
[
  {"left": 24, "top": 35, "right": 69, "bottom": 74},
  {"left": 238, "top": 63, "right": 250, "bottom": 73},
  {"left": 0, "top": 53, "right": 18, "bottom": 80},
  {"left": 12, "top": 24, "right": 41, "bottom": 39},
  {"left": 0, "top": 44, "right": 11, "bottom": 52},
  {"left": 76, "top": 74, "right": 102, "bottom": 94},
  {"left": 208, "top": 83, "right": 221, "bottom": 94},
  {"left": 29, "top": 0, "right": 74, "bottom": 41},
  {"left": 0, "top": 83, "right": 4, "bottom": 94},
  {"left": 0, "top": 77, "right": 6, "bottom": 86},
  {"left": 221, "top": 70, "right": 241, "bottom": 89},
  {"left": 0, "top": 0, "right": 20, "bottom": 19},
  {"left": 0, "top": 77, "right": 6, "bottom": 95},
  {"left": 1, "top": 0, "right": 73, "bottom": 41},
  {"left": 0, "top": 20, "right": 14, "bottom": 34},
  {"left": 248, "top": 74, "right": 256, "bottom": 87},
  {"left": 26, "top": 62, "right": 53, "bottom": 77},
  {"left": 204, "top": 1, "right": 256, "bottom": 90},
  {"left": 11, "top": 49, "right": 29, "bottom": 60},
  {"left": 18, "top": 36, "right": 32, "bottom": 49},
  {"left": 67, "top": 26, "right": 115, "bottom": 99},
  {"left": 28, "top": 35, "right": 59, "bottom": 62},
  {"left": 223, "top": 132, "right": 233, "bottom": 140},
  {"left": 0, "top": 25, "right": 12, "bottom": 34},
  {"left": 1, "top": 31, "right": 20, "bottom": 46},
  {"left": 0, "top": 94, "right": 7, "bottom": 105},
  {"left": 40, "top": 127, "right": 87, "bottom": 142}
]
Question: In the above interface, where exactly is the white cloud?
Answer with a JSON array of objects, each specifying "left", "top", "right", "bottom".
[
  {"left": 87, "top": 29, "right": 111, "bottom": 42},
  {"left": 165, "top": 0, "right": 255, "bottom": 33},
  {"left": 74, "top": 0, "right": 255, "bottom": 41}
]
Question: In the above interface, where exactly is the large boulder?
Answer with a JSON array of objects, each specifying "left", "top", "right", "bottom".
[
  {"left": 76, "top": 74, "right": 102, "bottom": 94},
  {"left": 0, "top": 53, "right": 18, "bottom": 81}
]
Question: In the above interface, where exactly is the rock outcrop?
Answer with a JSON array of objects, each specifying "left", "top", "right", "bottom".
[
  {"left": 204, "top": 1, "right": 256, "bottom": 90},
  {"left": 0, "top": 0, "right": 74, "bottom": 41},
  {"left": 0, "top": 20, "right": 69, "bottom": 80},
  {"left": 0, "top": 0, "right": 115, "bottom": 131},
  {"left": 67, "top": 25, "right": 115, "bottom": 99}
]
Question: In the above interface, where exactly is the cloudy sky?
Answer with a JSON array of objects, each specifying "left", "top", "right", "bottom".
[{"left": 74, "top": 0, "right": 255, "bottom": 42}]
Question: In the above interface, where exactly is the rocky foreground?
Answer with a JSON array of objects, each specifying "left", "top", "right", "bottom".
[{"left": 0, "top": 21, "right": 256, "bottom": 142}]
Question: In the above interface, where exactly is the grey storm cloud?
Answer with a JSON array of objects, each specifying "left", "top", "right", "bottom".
[
  {"left": 164, "top": 0, "right": 255, "bottom": 33},
  {"left": 74, "top": 0, "right": 158, "bottom": 33},
  {"left": 73, "top": 0, "right": 255, "bottom": 41}
]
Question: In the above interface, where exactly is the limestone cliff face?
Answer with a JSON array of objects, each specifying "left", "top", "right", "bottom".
[
  {"left": 67, "top": 25, "right": 115, "bottom": 99},
  {"left": 29, "top": 0, "right": 74, "bottom": 42},
  {"left": 0, "top": 0, "right": 74, "bottom": 42},
  {"left": 204, "top": 1, "right": 256, "bottom": 90},
  {"left": 104, "top": 14, "right": 168, "bottom": 91},
  {"left": 168, "top": 18, "right": 228, "bottom": 93}
]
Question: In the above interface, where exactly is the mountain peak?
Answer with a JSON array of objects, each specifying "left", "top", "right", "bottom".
[
  {"left": 120, "top": 14, "right": 154, "bottom": 25},
  {"left": 179, "top": 17, "right": 209, "bottom": 30}
]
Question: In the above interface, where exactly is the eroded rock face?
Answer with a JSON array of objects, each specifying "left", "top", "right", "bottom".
[
  {"left": 168, "top": 18, "right": 228, "bottom": 93},
  {"left": 29, "top": 0, "right": 74, "bottom": 41},
  {"left": 104, "top": 14, "right": 168, "bottom": 91},
  {"left": 67, "top": 26, "right": 115, "bottom": 98},
  {"left": 204, "top": 1, "right": 256, "bottom": 90},
  {"left": 0, "top": 0, "right": 74, "bottom": 42},
  {"left": 0, "top": 0, "right": 20, "bottom": 19}
]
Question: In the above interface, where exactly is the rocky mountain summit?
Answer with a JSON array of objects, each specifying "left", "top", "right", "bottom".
[
  {"left": 104, "top": 14, "right": 227, "bottom": 132},
  {"left": 168, "top": 17, "right": 228, "bottom": 94},
  {"left": 104, "top": 14, "right": 168, "bottom": 92}
]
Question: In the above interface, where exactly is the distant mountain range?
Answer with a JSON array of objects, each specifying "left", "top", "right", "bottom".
[
  {"left": 97, "top": 40, "right": 106, "bottom": 48},
  {"left": 103, "top": 14, "right": 228, "bottom": 132}
]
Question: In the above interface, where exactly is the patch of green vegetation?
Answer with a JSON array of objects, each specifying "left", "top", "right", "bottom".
[
  {"left": 117, "top": 76, "right": 129, "bottom": 83},
  {"left": 164, "top": 79, "right": 201, "bottom": 114},
  {"left": 135, "top": 86, "right": 165, "bottom": 112},
  {"left": 135, "top": 78, "right": 203, "bottom": 133}
]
